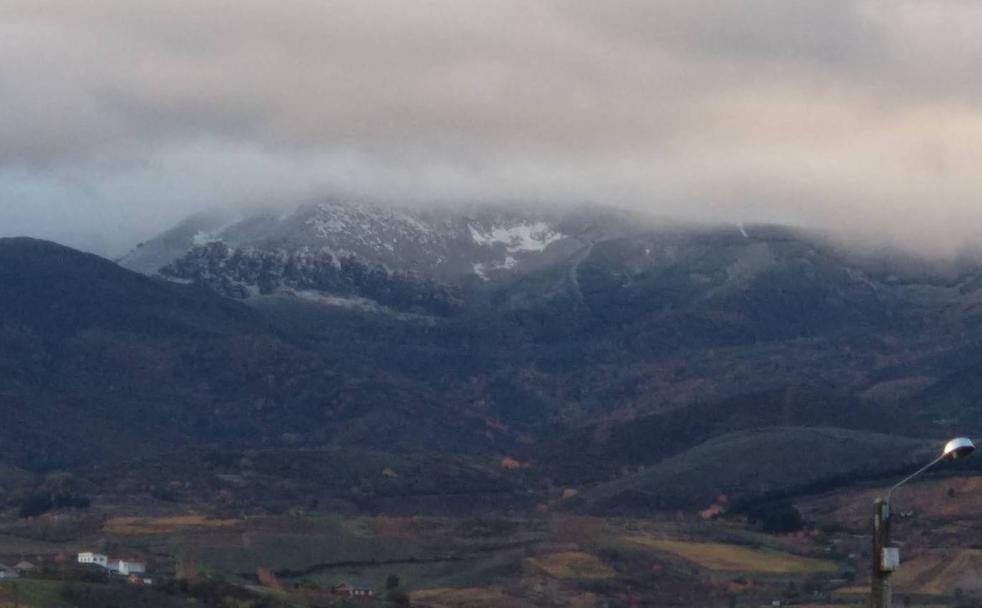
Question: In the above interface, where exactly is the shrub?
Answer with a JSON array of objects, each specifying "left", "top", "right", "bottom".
[
  {"left": 18, "top": 491, "right": 91, "bottom": 518},
  {"left": 387, "top": 589, "right": 411, "bottom": 606},
  {"left": 18, "top": 494, "right": 53, "bottom": 518},
  {"left": 746, "top": 500, "right": 803, "bottom": 534}
]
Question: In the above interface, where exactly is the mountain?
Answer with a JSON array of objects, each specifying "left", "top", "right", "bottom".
[
  {"left": 121, "top": 200, "right": 982, "bottom": 339},
  {"left": 0, "top": 237, "right": 539, "bottom": 472},
  {"left": 11, "top": 201, "right": 982, "bottom": 511},
  {"left": 121, "top": 199, "right": 628, "bottom": 283}
]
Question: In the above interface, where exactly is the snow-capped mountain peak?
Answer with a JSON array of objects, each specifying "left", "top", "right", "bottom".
[{"left": 118, "top": 200, "right": 596, "bottom": 313}]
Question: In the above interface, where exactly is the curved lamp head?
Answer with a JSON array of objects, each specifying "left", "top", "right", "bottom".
[{"left": 943, "top": 437, "right": 976, "bottom": 461}]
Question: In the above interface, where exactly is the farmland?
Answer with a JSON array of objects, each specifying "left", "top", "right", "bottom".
[
  {"left": 1, "top": 471, "right": 982, "bottom": 605},
  {"left": 623, "top": 538, "right": 838, "bottom": 574},
  {"left": 0, "top": 510, "right": 857, "bottom": 607},
  {"left": 527, "top": 552, "right": 616, "bottom": 580}
]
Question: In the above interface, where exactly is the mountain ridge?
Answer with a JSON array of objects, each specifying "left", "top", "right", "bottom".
[{"left": 8, "top": 203, "right": 982, "bottom": 510}]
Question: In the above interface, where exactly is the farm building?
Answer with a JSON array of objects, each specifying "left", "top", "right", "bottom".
[
  {"left": 77, "top": 552, "right": 108, "bottom": 568},
  {"left": 77, "top": 552, "right": 146, "bottom": 577},
  {"left": 332, "top": 583, "right": 375, "bottom": 598},
  {"left": 109, "top": 559, "right": 146, "bottom": 576}
]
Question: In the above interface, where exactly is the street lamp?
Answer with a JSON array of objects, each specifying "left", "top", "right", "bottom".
[{"left": 871, "top": 437, "right": 975, "bottom": 608}]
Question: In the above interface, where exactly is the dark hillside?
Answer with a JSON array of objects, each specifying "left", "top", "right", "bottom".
[
  {"left": 0, "top": 237, "right": 262, "bottom": 342},
  {"left": 576, "top": 427, "right": 930, "bottom": 513},
  {"left": 535, "top": 387, "right": 918, "bottom": 485},
  {"left": 0, "top": 239, "right": 533, "bottom": 470}
]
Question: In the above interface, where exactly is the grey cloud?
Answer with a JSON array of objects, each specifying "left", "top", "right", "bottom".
[
  {"left": 561, "top": 0, "right": 879, "bottom": 67},
  {"left": 2, "top": 1, "right": 982, "bottom": 256}
]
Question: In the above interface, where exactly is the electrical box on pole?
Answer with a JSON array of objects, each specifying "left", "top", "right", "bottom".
[{"left": 881, "top": 547, "right": 900, "bottom": 572}]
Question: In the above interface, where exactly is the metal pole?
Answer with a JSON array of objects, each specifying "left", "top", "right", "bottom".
[
  {"left": 868, "top": 440, "right": 975, "bottom": 608},
  {"left": 885, "top": 455, "right": 943, "bottom": 505},
  {"left": 873, "top": 454, "right": 942, "bottom": 607},
  {"left": 871, "top": 498, "right": 891, "bottom": 608}
]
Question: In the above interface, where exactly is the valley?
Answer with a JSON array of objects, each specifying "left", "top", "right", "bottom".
[{"left": 1, "top": 470, "right": 981, "bottom": 607}]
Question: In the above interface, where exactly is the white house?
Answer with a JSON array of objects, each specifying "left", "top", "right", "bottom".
[
  {"left": 78, "top": 552, "right": 147, "bottom": 576},
  {"left": 108, "top": 560, "right": 146, "bottom": 576},
  {"left": 77, "top": 552, "right": 108, "bottom": 569}
]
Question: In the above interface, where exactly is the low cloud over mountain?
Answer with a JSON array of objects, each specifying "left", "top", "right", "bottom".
[{"left": 4, "top": 1, "right": 982, "bottom": 255}]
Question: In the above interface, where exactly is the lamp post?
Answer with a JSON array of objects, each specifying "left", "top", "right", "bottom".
[{"left": 871, "top": 437, "right": 975, "bottom": 608}]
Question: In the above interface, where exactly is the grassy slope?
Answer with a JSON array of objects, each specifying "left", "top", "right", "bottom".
[{"left": 578, "top": 427, "right": 930, "bottom": 512}]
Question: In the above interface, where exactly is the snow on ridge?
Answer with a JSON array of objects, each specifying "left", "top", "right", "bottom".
[
  {"left": 470, "top": 256, "right": 519, "bottom": 279},
  {"left": 292, "top": 289, "right": 385, "bottom": 310},
  {"left": 468, "top": 222, "right": 564, "bottom": 253},
  {"left": 191, "top": 217, "right": 242, "bottom": 246},
  {"left": 288, "top": 289, "right": 435, "bottom": 322},
  {"left": 388, "top": 208, "right": 433, "bottom": 234},
  {"left": 304, "top": 201, "right": 439, "bottom": 249},
  {"left": 191, "top": 231, "right": 214, "bottom": 246}
]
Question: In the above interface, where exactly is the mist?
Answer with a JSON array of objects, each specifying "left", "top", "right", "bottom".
[{"left": 3, "top": 1, "right": 982, "bottom": 257}]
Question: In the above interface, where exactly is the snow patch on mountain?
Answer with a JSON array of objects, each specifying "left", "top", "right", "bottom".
[
  {"left": 468, "top": 222, "right": 564, "bottom": 253},
  {"left": 191, "top": 229, "right": 223, "bottom": 246},
  {"left": 191, "top": 218, "right": 243, "bottom": 246},
  {"left": 305, "top": 201, "right": 439, "bottom": 248},
  {"left": 471, "top": 256, "right": 520, "bottom": 279},
  {"left": 287, "top": 289, "right": 436, "bottom": 322}
]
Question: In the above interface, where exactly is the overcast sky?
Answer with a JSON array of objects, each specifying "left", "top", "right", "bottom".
[{"left": 3, "top": 1, "right": 982, "bottom": 256}]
